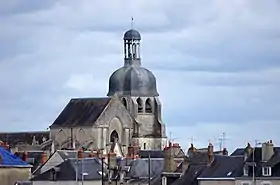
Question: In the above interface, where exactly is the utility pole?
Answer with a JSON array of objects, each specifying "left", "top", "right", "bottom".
[
  {"left": 101, "top": 157, "right": 104, "bottom": 185},
  {"left": 148, "top": 153, "right": 151, "bottom": 185},
  {"left": 252, "top": 140, "right": 262, "bottom": 185}
]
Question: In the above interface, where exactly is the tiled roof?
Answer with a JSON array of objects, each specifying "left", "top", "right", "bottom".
[
  {"left": 0, "top": 147, "right": 31, "bottom": 167},
  {"left": 51, "top": 97, "right": 111, "bottom": 127}
]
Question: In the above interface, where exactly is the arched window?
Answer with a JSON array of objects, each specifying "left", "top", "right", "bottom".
[
  {"left": 137, "top": 98, "right": 143, "bottom": 113},
  {"left": 122, "top": 98, "right": 127, "bottom": 109},
  {"left": 110, "top": 130, "right": 119, "bottom": 143},
  {"left": 145, "top": 98, "right": 152, "bottom": 113}
]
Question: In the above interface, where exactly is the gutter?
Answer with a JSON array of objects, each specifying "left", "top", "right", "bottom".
[{"left": 197, "top": 177, "right": 235, "bottom": 181}]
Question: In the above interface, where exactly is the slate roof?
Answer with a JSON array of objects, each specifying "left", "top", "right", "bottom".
[
  {"left": 265, "top": 150, "right": 280, "bottom": 166},
  {"left": 50, "top": 98, "right": 111, "bottom": 127},
  {"left": 32, "top": 157, "right": 105, "bottom": 181},
  {"left": 0, "top": 147, "right": 31, "bottom": 167},
  {"left": 0, "top": 131, "right": 49, "bottom": 147},
  {"left": 198, "top": 155, "right": 244, "bottom": 179},
  {"left": 118, "top": 158, "right": 164, "bottom": 179},
  {"left": 187, "top": 152, "right": 209, "bottom": 164},
  {"left": 172, "top": 164, "right": 206, "bottom": 185}
]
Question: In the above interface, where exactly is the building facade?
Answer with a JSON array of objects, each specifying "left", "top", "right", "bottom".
[{"left": 50, "top": 28, "right": 167, "bottom": 153}]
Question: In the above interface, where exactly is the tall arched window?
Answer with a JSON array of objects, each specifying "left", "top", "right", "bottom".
[
  {"left": 122, "top": 98, "right": 127, "bottom": 109},
  {"left": 145, "top": 98, "right": 152, "bottom": 113},
  {"left": 137, "top": 98, "right": 143, "bottom": 113},
  {"left": 110, "top": 130, "right": 119, "bottom": 143}
]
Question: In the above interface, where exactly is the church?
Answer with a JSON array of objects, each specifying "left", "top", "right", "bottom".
[{"left": 0, "top": 27, "right": 168, "bottom": 154}]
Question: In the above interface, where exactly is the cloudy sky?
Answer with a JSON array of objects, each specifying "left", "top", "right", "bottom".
[{"left": 1, "top": 0, "right": 280, "bottom": 152}]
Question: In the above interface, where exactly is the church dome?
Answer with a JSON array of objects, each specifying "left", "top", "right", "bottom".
[
  {"left": 107, "top": 66, "right": 159, "bottom": 97},
  {"left": 124, "top": 29, "right": 141, "bottom": 40}
]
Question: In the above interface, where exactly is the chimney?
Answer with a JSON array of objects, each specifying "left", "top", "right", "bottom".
[
  {"left": 208, "top": 143, "right": 214, "bottom": 165},
  {"left": 77, "top": 149, "right": 84, "bottom": 159},
  {"left": 163, "top": 142, "right": 179, "bottom": 172},
  {"left": 41, "top": 152, "right": 48, "bottom": 164},
  {"left": 222, "top": 148, "right": 228, "bottom": 156},
  {"left": 245, "top": 143, "right": 253, "bottom": 160},
  {"left": 108, "top": 151, "right": 117, "bottom": 169},
  {"left": 262, "top": 140, "right": 274, "bottom": 161},
  {"left": 22, "top": 151, "right": 28, "bottom": 162},
  {"left": 187, "top": 143, "right": 196, "bottom": 157},
  {"left": 127, "top": 143, "right": 140, "bottom": 158}
]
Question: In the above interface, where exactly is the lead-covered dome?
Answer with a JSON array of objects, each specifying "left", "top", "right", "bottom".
[
  {"left": 124, "top": 29, "right": 141, "bottom": 40},
  {"left": 107, "top": 66, "right": 159, "bottom": 97}
]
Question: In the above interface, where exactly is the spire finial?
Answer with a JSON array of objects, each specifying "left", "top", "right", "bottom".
[{"left": 131, "top": 16, "right": 134, "bottom": 29}]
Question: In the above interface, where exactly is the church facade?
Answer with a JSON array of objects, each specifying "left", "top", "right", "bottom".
[{"left": 50, "top": 28, "right": 167, "bottom": 153}]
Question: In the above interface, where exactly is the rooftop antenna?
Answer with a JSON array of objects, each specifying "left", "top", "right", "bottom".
[
  {"left": 221, "top": 132, "right": 226, "bottom": 149},
  {"left": 190, "top": 136, "right": 195, "bottom": 144}
]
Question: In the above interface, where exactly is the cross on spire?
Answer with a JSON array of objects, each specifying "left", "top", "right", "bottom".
[{"left": 131, "top": 16, "right": 134, "bottom": 29}]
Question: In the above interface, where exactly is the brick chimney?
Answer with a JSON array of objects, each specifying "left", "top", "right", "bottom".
[
  {"left": 127, "top": 143, "right": 140, "bottom": 158},
  {"left": 77, "top": 149, "right": 84, "bottom": 159},
  {"left": 108, "top": 151, "right": 117, "bottom": 169},
  {"left": 262, "top": 140, "right": 274, "bottom": 161},
  {"left": 0, "top": 153, "right": 2, "bottom": 165},
  {"left": 208, "top": 143, "right": 214, "bottom": 165},
  {"left": 245, "top": 143, "right": 253, "bottom": 160},
  {"left": 41, "top": 152, "right": 48, "bottom": 164},
  {"left": 163, "top": 142, "right": 179, "bottom": 172},
  {"left": 187, "top": 143, "right": 196, "bottom": 157},
  {"left": 22, "top": 151, "right": 28, "bottom": 162},
  {"left": 222, "top": 148, "right": 228, "bottom": 156}
]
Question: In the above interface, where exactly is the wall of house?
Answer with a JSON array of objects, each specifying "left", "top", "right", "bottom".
[
  {"left": 0, "top": 167, "right": 31, "bottom": 185},
  {"left": 33, "top": 181, "right": 102, "bottom": 185},
  {"left": 199, "top": 180, "right": 235, "bottom": 185},
  {"left": 235, "top": 179, "right": 280, "bottom": 185}
]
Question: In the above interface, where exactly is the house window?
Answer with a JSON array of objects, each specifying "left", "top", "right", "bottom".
[
  {"left": 143, "top": 143, "right": 146, "bottom": 149},
  {"left": 162, "top": 176, "right": 167, "bottom": 185},
  {"left": 51, "top": 169, "right": 57, "bottom": 181},
  {"left": 243, "top": 165, "right": 249, "bottom": 176},
  {"left": 241, "top": 182, "right": 251, "bottom": 185},
  {"left": 262, "top": 167, "right": 272, "bottom": 176}
]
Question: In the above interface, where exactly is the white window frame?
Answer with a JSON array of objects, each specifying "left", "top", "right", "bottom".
[
  {"left": 162, "top": 176, "right": 167, "bottom": 185},
  {"left": 243, "top": 165, "right": 249, "bottom": 176},
  {"left": 241, "top": 181, "right": 252, "bottom": 185},
  {"left": 262, "top": 167, "right": 272, "bottom": 176}
]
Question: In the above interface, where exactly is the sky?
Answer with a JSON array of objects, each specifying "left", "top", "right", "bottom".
[{"left": 0, "top": 0, "right": 280, "bottom": 153}]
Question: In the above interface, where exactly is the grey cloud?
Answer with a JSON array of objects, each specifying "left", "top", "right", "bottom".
[{"left": 0, "top": 0, "right": 279, "bottom": 152}]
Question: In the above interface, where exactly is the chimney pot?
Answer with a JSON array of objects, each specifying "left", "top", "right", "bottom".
[
  {"left": 41, "top": 152, "right": 48, "bottom": 164},
  {"left": 22, "top": 151, "right": 28, "bottom": 162}
]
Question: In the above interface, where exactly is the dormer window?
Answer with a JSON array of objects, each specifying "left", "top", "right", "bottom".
[
  {"left": 243, "top": 165, "right": 249, "bottom": 176},
  {"left": 262, "top": 167, "right": 272, "bottom": 176}
]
